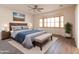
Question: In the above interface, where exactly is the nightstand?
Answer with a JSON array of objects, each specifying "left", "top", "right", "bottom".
[{"left": 1, "top": 31, "right": 10, "bottom": 40}]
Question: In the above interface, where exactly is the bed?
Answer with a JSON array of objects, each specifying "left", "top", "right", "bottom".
[{"left": 9, "top": 23, "right": 52, "bottom": 49}]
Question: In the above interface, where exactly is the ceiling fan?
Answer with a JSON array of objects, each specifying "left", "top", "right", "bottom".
[{"left": 27, "top": 5, "right": 44, "bottom": 13}]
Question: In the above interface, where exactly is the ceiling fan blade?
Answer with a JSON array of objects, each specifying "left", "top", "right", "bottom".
[
  {"left": 27, "top": 5, "right": 33, "bottom": 9},
  {"left": 37, "top": 9, "right": 42, "bottom": 12},
  {"left": 37, "top": 8, "right": 44, "bottom": 12}
]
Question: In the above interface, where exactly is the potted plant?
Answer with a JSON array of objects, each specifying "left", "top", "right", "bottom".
[{"left": 64, "top": 22, "right": 72, "bottom": 38}]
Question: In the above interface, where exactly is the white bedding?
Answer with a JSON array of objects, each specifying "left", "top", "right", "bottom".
[
  {"left": 11, "top": 29, "right": 32, "bottom": 38},
  {"left": 11, "top": 29, "right": 46, "bottom": 48}
]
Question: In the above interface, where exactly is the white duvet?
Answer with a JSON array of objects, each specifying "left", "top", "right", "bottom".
[{"left": 11, "top": 29, "right": 46, "bottom": 48}]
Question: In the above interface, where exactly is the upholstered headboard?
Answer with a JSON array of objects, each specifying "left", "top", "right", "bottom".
[{"left": 9, "top": 23, "right": 27, "bottom": 31}]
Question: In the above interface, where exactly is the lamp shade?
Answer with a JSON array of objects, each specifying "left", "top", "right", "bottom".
[
  {"left": 28, "top": 23, "right": 32, "bottom": 28},
  {"left": 3, "top": 24, "right": 9, "bottom": 31}
]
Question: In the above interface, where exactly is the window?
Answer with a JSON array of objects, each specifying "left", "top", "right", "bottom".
[
  {"left": 60, "top": 16, "right": 64, "bottom": 27},
  {"left": 39, "top": 19, "right": 43, "bottom": 27},
  {"left": 54, "top": 17, "right": 59, "bottom": 27},
  {"left": 44, "top": 18, "right": 47, "bottom": 27},
  {"left": 39, "top": 16, "right": 64, "bottom": 28},
  {"left": 51, "top": 18, "right": 54, "bottom": 27}
]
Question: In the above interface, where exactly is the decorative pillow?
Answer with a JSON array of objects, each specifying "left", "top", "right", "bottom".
[
  {"left": 22, "top": 26, "right": 28, "bottom": 30},
  {"left": 12, "top": 26, "right": 22, "bottom": 31}
]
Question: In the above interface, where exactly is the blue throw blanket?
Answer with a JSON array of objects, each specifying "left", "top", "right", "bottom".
[{"left": 15, "top": 29, "right": 42, "bottom": 43}]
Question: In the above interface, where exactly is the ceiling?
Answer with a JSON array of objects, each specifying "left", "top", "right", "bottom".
[{"left": 0, "top": 4, "right": 75, "bottom": 15}]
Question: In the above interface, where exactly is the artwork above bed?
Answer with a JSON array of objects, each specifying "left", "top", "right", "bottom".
[{"left": 13, "top": 12, "right": 25, "bottom": 21}]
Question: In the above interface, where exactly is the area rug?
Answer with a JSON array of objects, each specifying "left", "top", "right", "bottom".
[
  {"left": 8, "top": 37, "right": 58, "bottom": 54},
  {"left": 0, "top": 40, "right": 23, "bottom": 54}
]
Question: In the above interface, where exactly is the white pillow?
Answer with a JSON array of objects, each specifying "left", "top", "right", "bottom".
[
  {"left": 12, "top": 26, "right": 22, "bottom": 31},
  {"left": 22, "top": 26, "right": 28, "bottom": 30}
]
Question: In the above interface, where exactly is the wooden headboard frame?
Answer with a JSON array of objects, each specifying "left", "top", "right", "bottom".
[{"left": 9, "top": 23, "right": 27, "bottom": 31}]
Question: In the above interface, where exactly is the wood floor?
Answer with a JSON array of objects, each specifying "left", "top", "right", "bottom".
[
  {"left": 46, "top": 35, "right": 79, "bottom": 54},
  {"left": 0, "top": 34, "right": 79, "bottom": 54}
]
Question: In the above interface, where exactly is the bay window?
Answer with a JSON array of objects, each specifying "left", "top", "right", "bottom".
[{"left": 39, "top": 16, "right": 64, "bottom": 28}]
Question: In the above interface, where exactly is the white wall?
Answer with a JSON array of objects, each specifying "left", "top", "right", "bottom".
[
  {"left": 0, "top": 7, "right": 33, "bottom": 31},
  {"left": 75, "top": 5, "right": 79, "bottom": 48},
  {"left": 33, "top": 6, "right": 75, "bottom": 37}
]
